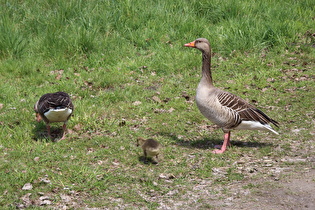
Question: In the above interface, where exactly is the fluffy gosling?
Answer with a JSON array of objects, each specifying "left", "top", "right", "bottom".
[{"left": 137, "top": 137, "right": 161, "bottom": 164}]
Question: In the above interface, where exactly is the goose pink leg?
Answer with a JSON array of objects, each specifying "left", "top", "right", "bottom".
[{"left": 212, "top": 131, "right": 231, "bottom": 154}]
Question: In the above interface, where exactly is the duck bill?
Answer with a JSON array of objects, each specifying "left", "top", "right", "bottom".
[
  {"left": 184, "top": 41, "right": 196, "bottom": 48},
  {"left": 36, "top": 113, "right": 42, "bottom": 122}
]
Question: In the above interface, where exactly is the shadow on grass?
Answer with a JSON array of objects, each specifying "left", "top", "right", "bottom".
[
  {"left": 138, "top": 156, "right": 159, "bottom": 165},
  {"left": 32, "top": 122, "right": 64, "bottom": 142},
  {"left": 160, "top": 132, "right": 273, "bottom": 150}
]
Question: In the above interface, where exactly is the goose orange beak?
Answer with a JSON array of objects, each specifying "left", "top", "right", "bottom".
[{"left": 184, "top": 41, "right": 195, "bottom": 48}]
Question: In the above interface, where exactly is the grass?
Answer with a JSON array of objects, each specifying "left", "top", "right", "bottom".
[{"left": 0, "top": 0, "right": 314, "bottom": 208}]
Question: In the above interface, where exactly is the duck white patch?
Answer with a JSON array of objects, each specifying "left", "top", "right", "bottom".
[
  {"left": 44, "top": 108, "right": 72, "bottom": 123},
  {"left": 235, "top": 121, "right": 279, "bottom": 135}
]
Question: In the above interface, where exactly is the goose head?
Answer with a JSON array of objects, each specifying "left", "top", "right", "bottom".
[{"left": 184, "top": 38, "right": 211, "bottom": 53}]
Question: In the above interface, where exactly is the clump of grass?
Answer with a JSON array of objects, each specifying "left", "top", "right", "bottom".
[{"left": 0, "top": 14, "right": 28, "bottom": 58}]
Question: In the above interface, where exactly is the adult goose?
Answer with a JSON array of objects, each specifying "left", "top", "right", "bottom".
[
  {"left": 34, "top": 92, "right": 74, "bottom": 141},
  {"left": 184, "top": 38, "right": 279, "bottom": 154}
]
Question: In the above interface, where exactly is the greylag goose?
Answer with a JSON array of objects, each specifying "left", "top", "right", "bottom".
[
  {"left": 34, "top": 92, "right": 74, "bottom": 141},
  {"left": 137, "top": 137, "right": 161, "bottom": 164},
  {"left": 184, "top": 38, "right": 279, "bottom": 154}
]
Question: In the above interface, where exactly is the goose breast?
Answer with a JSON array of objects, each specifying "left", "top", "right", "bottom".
[{"left": 196, "top": 87, "right": 238, "bottom": 128}]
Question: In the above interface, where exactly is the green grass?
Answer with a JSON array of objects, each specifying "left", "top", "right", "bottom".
[{"left": 0, "top": 0, "right": 314, "bottom": 208}]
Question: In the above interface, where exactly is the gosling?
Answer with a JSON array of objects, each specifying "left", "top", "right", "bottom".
[{"left": 137, "top": 137, "right": 161, "bottom": 164}]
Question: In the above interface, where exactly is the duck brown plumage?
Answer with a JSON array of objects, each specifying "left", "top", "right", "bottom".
[{"left": 34, "top": 91, "right": 74, "bottom": 141}]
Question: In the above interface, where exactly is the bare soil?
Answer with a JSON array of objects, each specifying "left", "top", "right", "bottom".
[
  {"left": 210, "top": 168, "right": 315, "bottom": 210},
  {"left": 153, "top": 165, "right": 315, "bottom": 210},
  {"left": 16, "top": 153, "right": 315, "bottom": 209}
]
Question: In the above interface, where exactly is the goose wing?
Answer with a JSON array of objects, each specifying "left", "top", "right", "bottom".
[{"left": 217, "top": 91, "right": 279, "bottom": 129}]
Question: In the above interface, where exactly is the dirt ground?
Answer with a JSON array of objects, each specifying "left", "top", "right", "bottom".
[
  {"left": 16, "top": 144, "right": 315, "bottom": 209},
  {"left": 17, "top": 159, "right": 315, "bottom": 210},
  {"left": 212, "top": 168, "right": 315, "bottom": 210},
  {"left": 152, "top": 168, "right": 315, "bottom": 210},
  {"left": 152, "top": 156, "right": 315, "bottom": 210}
]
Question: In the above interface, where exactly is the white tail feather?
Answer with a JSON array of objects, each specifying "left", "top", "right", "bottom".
[
  {"left": 235, "top": 121, "right": 279, "bottom": 135},
  {"left": 44, "top": 108, "right": 73, "bottom": 122}
]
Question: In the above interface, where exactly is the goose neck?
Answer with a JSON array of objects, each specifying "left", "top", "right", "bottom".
[{"left": 201, "top": 51, "right": 213, "bottom": 86}]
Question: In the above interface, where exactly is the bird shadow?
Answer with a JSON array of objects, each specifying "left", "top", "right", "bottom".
[
  {"left": 32, "top": 122, "right": 64, "bottom": 142},
  {"left": 159, "top": 132, "right": 272, "bottom": 150},
  {"left": 138, "top": 156, "right": 159, "bottom": 165}
]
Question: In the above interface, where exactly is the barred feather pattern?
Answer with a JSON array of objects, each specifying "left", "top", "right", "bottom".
[{"left": 217, "top": 91, "right": 279, "bottom": 130}]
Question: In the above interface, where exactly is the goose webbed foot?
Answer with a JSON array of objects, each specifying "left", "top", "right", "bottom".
[
  {"left": 212, "top": 131, "right": 231, "bottom": 154},
  {"left": 212, "top": 148, "right": 226, "bottom": 154}
]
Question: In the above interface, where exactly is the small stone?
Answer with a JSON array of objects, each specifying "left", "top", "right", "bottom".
[
  {"left": 159, "top": 173, "right": 175, "bottom": 180},
  {"left": 39, "top": 196, "right": 50, "bottom": 201},
  {"left": 40, "top": 177, "right": 51, "bottom": 184},
  {"left": 166, "top": 189, "right": 179, "bottom": 196},
  {"left": 22, "top": 183, "right": 33, "bottom": 190},
  {"left": 133, "top": 101, "right": 142, "bottom": 106},
  {"left": 285, "top": 158, "right": 307, "bottom": 163},
  {"left": 60, "top": 194, "right": 72, "bottom": 203},
  {"left": 112, "top": 160, "right": 120, "bottom": 166},
  {"left": 16, "top": 203, "right": 25, "bottom": 209},
  {"left": 40, "top": 200, "right": 52, "bottom": 205}
]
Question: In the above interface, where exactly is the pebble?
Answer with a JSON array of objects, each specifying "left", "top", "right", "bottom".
[
  {"left": 39, "top": 196, "right": 50, "bottom": 201},
  {"left": 60, "top": 194, "right": 72, "bottom": 203},
  {"left": 40, "top": 200, "right": 52, "bottom": 206},
  {"left": 159, "top": 173, "right": 175, "bottom": 180},
  {"left": 264, "top": 163, "right": 273, "bottom": 167},
  {"left": 22, "top": 183, "right": 33, "bottom": 190},
  {"left": 40, "top": 177, "right": 51, "bottom": 184}
]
